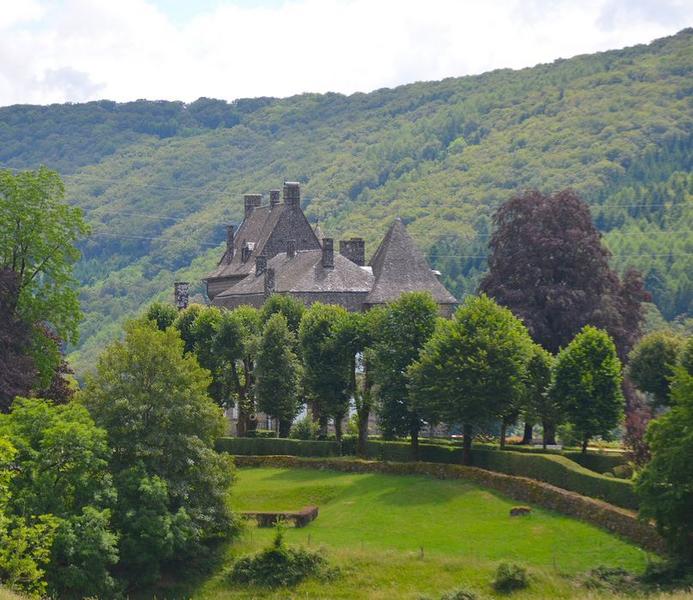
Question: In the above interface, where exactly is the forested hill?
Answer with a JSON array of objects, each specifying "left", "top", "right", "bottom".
[{"left": 1, "top": 29, "right": 691, "bottom": 374}]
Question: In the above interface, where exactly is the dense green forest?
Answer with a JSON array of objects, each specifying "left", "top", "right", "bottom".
[{"left": 0, "top": 29, "right": 690, "bottom": 374}]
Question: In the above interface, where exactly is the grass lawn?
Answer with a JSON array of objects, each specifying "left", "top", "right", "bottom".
[{"left": 166, "top": 466, "right": 670, "bottom": 599}]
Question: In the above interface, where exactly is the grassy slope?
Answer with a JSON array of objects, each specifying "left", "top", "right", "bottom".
[
  {"left": 0, "top": 30, "right": 690, "bottom": 372},
  {"left": 177, "top": 467, "right": 656, "bottom": 599}
]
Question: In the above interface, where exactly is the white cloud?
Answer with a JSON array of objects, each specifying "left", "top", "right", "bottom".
[{"left": 0, "top": 0, "right": 690, "bottom": 106}]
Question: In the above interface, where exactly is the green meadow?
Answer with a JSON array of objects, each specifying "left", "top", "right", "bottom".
[{"left": 179, "top": 467, "right": 661, "bottom": 599}]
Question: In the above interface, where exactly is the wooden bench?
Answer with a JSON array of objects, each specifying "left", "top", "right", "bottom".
[{"left": 240, "top": 505, "right": 319, "bottom": 528}]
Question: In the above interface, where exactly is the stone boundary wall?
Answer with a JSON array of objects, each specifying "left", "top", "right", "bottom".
[{"left": 234, "top": 455, "right": 665, "bottom": 554}]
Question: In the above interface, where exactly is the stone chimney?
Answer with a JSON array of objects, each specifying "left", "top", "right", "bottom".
[
  {"left": 225, "top": 224, "right": 235, "bottom": 262},
  {"left": 255, "top": 255, "right": 267, "bottom": 276},
  {"left": 269, "top": 189, "right": 280, "bottom": 208},
  {"left": 287, "top": 239, "right": 296, "bottom": 258},
  {"left": 244, "top": 193, "right": 263, "bottom": 218},
  {"left": 264, "top": 267, "right": 275, "bottom": 298},
  {"left": 283, "top": 182, "right": 300, "bottom": 210},
  {"left": 322, "top": 238, "right": 334, "bottom": 268},
  {"left": 174, "top": 281, "right": 189, "bottom": 310},
  {"left": 339, "top": 237, "right": 365, "bottom": 266}
]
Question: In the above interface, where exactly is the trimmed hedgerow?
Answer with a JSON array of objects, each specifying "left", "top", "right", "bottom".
[
  {"left": 216, "top": 437, "right": 636, "bottom": 508},
  {"left": 563, "top": 451, "right": 628, "bottom": 474},
  {"left": 216, "top": 437, "right": 343, "bottom": 457},
  {"left": 471, "top": 449, "right": 637, "bottom": 510},
  {"left": 233, "top": 455, "right": 666, "bottom": 554}
]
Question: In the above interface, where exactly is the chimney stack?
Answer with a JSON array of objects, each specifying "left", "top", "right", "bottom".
[
  {"left": 322, "top": 238, "right": 334, "bottom": 268},
  {"left": 339, "top": 237, "right": 365, "bottom": 266},
  {"left": 174, "top": 281, "right": 189, "bottom": 311},
  {"left": 244, "top": 193, "right": 263, "bottom": 218},
  {"left": 287, "top": 239, "right": 296, "bottom": 258},
  {"left": 255, "top": 255, "right": 267, "bottom": 276},
  {"left": 283, "top": 182, "right": 300, "bottom": 210},
  {"left": 264, "top": 267, "right": 275, "bottom": 298},
  {"left": 225, "top": 224, "right": 235, "bottom": 262},
  {"left": 269, "top": 189, "right": 280, "bottom": 208}
]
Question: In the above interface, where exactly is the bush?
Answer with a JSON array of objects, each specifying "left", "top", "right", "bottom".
[
  {"left": 217, "top": 437, "right": 343, "bottom": 457},
  {"left": 440, "top": 587, "right": 478, "bottom": 599},
  {"left": 471, "top": 448, "right": 637, "bottom": 509},
  {"left": 492, "top": 562, "right": 528, "bottom": 593},
  {"left": 229, "top": 527, "right": 335, "bottom": 587},
  {"left": 289, "top": 417, "right": 320, "bottom": 440},
  {"left": 246, "top": 429, "right": 276, "bottom": 439}
]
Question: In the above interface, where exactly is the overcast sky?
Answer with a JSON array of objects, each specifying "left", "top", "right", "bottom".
[{"left": 1, "top": 0, "right": 691, "bottom": 107}]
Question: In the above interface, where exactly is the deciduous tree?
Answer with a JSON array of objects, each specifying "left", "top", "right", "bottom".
[
  {"left": 409, "top": 294, "right": 531, "bottom": 464},
  {"left": 635, "top": 362, "right": 693, "bottom": 563},
  {"left": 0, "top": 167, "right": 89, "bottom": 384},
  {"left": 627, "top": 331, "right": 685, "bottom": 408},
  {"left": 81, "top": 321, "right": 237, "bottom": 585},
  {"left": 256, "top": 313, "right": 302, "bottom": 437},
  {"left": 370, "top": 292, "right": 439, "bottom": 454},
  {"left": 299, "top": 303, "right": 351, "bottom": 440},
  {"left": 550, "top": 326, "right": 624, "bottom": 452}
]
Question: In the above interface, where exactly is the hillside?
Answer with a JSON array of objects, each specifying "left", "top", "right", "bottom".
[{"left": 0, "top": 29, "right": 691, "bottom": 373}]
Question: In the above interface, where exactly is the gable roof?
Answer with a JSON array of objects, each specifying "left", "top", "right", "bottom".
[
  {"left": 366, "top": 218, "right": 457, "bottom": 305},
  {"left": 215, "top": 250, "right": 374, "bottom": 299}
]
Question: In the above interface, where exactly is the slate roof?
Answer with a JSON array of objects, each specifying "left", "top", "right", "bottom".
[
  {"left": 366, "top": 218, "right": 457, "bottom": 306},
  {"left": 206, "top": 203, "right": 288, "bottom": 280},
  {"left": 215, "top": 250, "right": 374, "bottom": 299}
]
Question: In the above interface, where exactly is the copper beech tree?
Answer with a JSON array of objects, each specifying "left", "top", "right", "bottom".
[{"left": 481, "top": 189, "right": 648, "bottom": 444}]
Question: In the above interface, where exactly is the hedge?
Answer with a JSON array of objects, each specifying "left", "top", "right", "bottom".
[
  {"left": 217, "top": 437, "right": 637, "bottom": 509},
  {"left": 470, "top": 449, "right": 637, "bottom": 509},
  {"left": 234, "top": 455, "right": 665, "bottom": 554},
  {"left": 216, "top": 437, "right": 343, "bottom": 457},
  {"left": 563, "top": 451, "right": 628, "bottom": 474}
]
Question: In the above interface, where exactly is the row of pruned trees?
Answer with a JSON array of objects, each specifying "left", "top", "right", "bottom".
[{"left": 146, "top": 290, "right": 625, "bottom": 462}]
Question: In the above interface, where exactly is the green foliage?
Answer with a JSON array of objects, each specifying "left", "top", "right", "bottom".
[
  {"left": 256, "top": 313, "right": 302, "bottom": 433},
  {"left": 370, "top": 292, "right": 439, "bottom": 441},
  {"left": 492, "top": 562, "right": 529, "bottom": 593},
  {"left": 289, "top": 416, "right": 320, "bottom": 440},
  {"left": 521, "top": 345, "right": 559, "bottom": 444},
  {"left": 299, "top": 303, "right": 351, "bottom": 437},
  {"left": 409, "top": 294, "right": 532, "bottom": 455},
  {"left": 229, "top": 526, "right": 334, "bottom": 587},
  {"left": 0, "top": 436, "right": 59, "bottom": 598},
  {"left": 145, "top": 301, "right": 178, "bottom": 331},
  {"left": 550, "top": 326, "right": 624, "bottom": 451},
  {"left": 681, "top": 336, "right": 693, "bottom": 375},
  {"left": 216, "top": 436, "right": 344, "bottom": 457},
  {"left": 80, "top": 320, "right": 237, "bottom": 584},
  {"left": 0, "top": 167, "right": 89, "bottom": 345},
  {"left": 260, "top": 294, "right": 306, "bottom": 338},
  {"left": 635, "top": 364, "right": 693, "bottom": 562},
  {"left": 0, "top": 399, "right": 118, "bottom": 598},
  {"left": 439, "top": 587, "right": 477, "bottom": 600},
  {"left": 627, "top": 331, "right": 685, "bottom": 407}
]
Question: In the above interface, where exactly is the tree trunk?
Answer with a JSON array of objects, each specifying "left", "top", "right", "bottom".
[
  {"left": 334, "top": 416, "right": 343, "bottom": 442},
  {"left": 500, "top": 420, "right": 507, "bottom": 449},
  {"left": 357, "top": 406, "right": 370, "bottom": 457},
  {"left": 543, "top": 421, "right": 556, "bottom": 447},
  {"left": 411, "top": 427, "right": 419, "bottom": 461},
  {"left": 462, "top": 423, "right": 473, "bottom": 466},
  {"left": 521, "top": 422, "right": 533, "bottom": 444},
  {"left": 582, "top": 436, "right": 588, "bottom": 454},
  {"left": 278, "top": 419, "right": 291, "bottom": 438}
]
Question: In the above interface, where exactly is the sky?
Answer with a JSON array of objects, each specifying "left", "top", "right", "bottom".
[{"left": 0, "top": 0, "right": 691, "bottom": 107}]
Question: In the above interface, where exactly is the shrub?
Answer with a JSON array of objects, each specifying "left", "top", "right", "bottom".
[
  {"left": 289, "top": 417, "right": 320, "bottom": 440},
  {"left": 246, "top": 429, "right": 276, "bottom": 439},
  {"left": 217, "top": 437, "right": 343, "bottom": 457},
  {"left": 440, "top": 586, "right": 478, "bottom": 599},
  {"left": 492, "top": 562, "right": 528, "bottom": 593},
  {"left": 471, "top": 448, "right": 637, "bottom": 509},
  {"left": 229, "top": 527, "right": 335, "bottom": 587}
]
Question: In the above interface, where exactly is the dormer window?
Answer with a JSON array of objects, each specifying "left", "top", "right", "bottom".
[{"left": 241, "top": 241, "right": 255, "bottom": 263}]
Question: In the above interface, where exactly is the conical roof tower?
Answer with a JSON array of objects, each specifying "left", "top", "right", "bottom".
[{"left": 366, "top": 217, "right": 457, "bottom": 311}]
